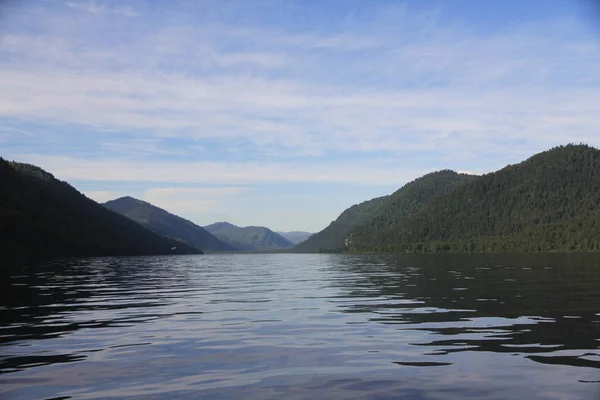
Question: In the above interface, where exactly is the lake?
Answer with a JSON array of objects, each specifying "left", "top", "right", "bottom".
[{"left": 1, "top": 253, "right": 600, "bottom": 399}]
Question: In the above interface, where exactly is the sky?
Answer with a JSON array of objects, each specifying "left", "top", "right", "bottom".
[{"left": 1, "top": 0, "right": 600, "bottom": 232}]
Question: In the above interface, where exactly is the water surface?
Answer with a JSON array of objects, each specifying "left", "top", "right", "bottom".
[{"left": 1, "top": 253, "right": 600, "bottom": 399}]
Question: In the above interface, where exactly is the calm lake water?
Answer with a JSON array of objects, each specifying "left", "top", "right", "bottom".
[{"left": 1, "top": 253, "right": 600, "bottom": 400}]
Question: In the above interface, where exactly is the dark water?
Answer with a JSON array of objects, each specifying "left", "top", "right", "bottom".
[{"left": 1, "top": 253, "right": 600, "bottom": 400}]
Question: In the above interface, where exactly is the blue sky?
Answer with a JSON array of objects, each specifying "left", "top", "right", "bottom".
[{"left": 2, "top": 0, "right": 600, "bottom": 232}]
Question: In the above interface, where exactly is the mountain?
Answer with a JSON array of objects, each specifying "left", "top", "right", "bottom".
[
  {"left": 294, "top": 170, "right": 476, "bottom": 253},
  {"left": 277, "top": 231, "right": 313, "bottom": 244},
  {"left": 204, "top": 222, "right": 294, "bottom": 251},
  {"left": 351, "top": 144, "right": 600, "bottom": 253},
  {"left": 104, "top": 197, "right": 236, "bottom": 252},
  {"left": 349, "top": 170, "right": 478, "bottom": 247},
  {"left": 293, "top": 195, "right": 390, "bottom": 252},
  {"left": 0, "top": 159, "right": 200, "bottom": 266}
]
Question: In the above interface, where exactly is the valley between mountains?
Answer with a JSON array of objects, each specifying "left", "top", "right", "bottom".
[{"left": 3, "top": 144, "right": 600, "bottom": 265}]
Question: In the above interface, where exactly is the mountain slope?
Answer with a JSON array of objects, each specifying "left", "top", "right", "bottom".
[
  {"left": 294, "top": 170, "right": 476, "bottom": 253},
  {"left": 104, "top": 197, "right": 236, "bottom": 252},
  {"left": 205, "top": 222, "right": 294, "bottom": 251},
  {"left": 349, "top": 170, "right": 479, "bottom": 245},
  {"left": 277, "top": 231, "right": 312, "bottom": 244},
  {"left": 0, "top": 159, "right": 200, "bottom": 265},
  {"left": 352, "top": 144, "right": 600, "bottom": 252},
  {"left": 293, "top": 195, "right": 390, "bottom": 252}
]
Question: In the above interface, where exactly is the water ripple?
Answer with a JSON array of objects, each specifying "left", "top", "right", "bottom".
[{"left": 1, "top": 253, "right": 600, "bottom": 399}]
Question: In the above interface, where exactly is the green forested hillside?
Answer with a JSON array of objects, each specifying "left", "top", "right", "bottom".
[
  {"left": 293, "top": 195, "right": 390, "bottom": 252},
  {"left": 349, "top": 170, "right": 478, "bottom": 245},
  {"left": 5, "top": 144, "right": 598, "bottom": 262},
  {"left": 105, "top": 197, "right": 236, "bottom": 252},
  {"left": 294, "top": 170, "right": 476, "bottom": 253},
  {"left": 0, "top": 159, "right": 200, "bottom": 266},
  {"left": 204, "top": 222, "right": 294, "bottom": 251},
  {"left": 351, "top": 144, "right": 600, "bottom": 253}
]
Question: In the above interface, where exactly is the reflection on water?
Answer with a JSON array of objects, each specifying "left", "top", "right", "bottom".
[{"left": 1, "top": 253, "right": 600, "bottom": 399}]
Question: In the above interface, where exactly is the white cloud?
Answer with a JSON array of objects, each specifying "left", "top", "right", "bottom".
[
  {"left": 85, "top": 186, "right": 246, "bottom": 216},
  {"left": 1, "top": 12, "right": 599, "bottom": 160},
  {"left": 16, "top": 154, "right": 432, "bottom": 186},
  {"left": 0, "top": 126, "right": 34, "bottom": 137},
  {"left": 143, "top": 187, "right": 246, "bottom": 214},
  {"left": 2, "top": 66, "right": 599, "bottom": 160},
  {"left": 3, "top": 1, "right": 600, "bottom": 230},
  {"left": 84, "top": 190, "right": 130, "bottom": 203},
  {"left": 64, "top": 1, "right": 140, "bottom": 17}
]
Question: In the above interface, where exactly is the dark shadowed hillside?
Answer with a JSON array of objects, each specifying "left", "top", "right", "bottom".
[
  {"left": 352, "top": 144, "right": 600, "bottom": 253},
  {"left": 0, "top": 159, "right": 200, "bottom": 266},
  {"left": 105, "top": 197, "right": 236, "bottom": 252},
  {"left": 205, "top": 222, "right": 294, "bottom": 251}
]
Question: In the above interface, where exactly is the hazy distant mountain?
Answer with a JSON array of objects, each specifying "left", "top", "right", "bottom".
[
  {"left": 205, "top": 222, "right": 294, "bottom": 251},
  {"left": 277, "top": 231, "right": 313, "bottom": 244},
  {"left": 1, "top": 159, "right": 199, "bottom": 265},
  {"left": 104, "top": 197, "right": 236, "bottom": 252}
]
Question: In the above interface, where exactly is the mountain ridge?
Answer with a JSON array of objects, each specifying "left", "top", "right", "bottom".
[
  {"left": 348, "top": 170, "right": 479, "bottom": 246},
  {"left": 294, "top": 170, "right": 477, "bottom": 253},
  {"left": 351, "top": 144, "right": 600, "bottom": 252},
  {"left": 205, "top": 222, "right": 295, "bottom": 251},
  {"left": 104, "top": 197, "right": 236, "bottom": 252},
  {"left": 1, "top": 159, "right": 200, "bottom": 266},
  {"left": 4, "top": 143, "right": 599, "bottom": 262}
]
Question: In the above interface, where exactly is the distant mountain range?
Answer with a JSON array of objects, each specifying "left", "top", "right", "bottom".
[
  {"left": 104, "top": 197, "right": 297, "bottom": 252},
  {"left": 295, "top": 144, "right": 600, "bottom": 253},
  {"left": 104, "top": 197, "right": 236, "bottom": 253},
  {"left": 277, "top": 231, "right": 312, "bottom": 244},
  {"left": 205, "top": 222, "right": 295, "bottom": 251},
  {"left": 4, "top": 143, "right": 600, "bottom": 265},
  {"left": 105, "top": 198, "right": 298, "bottom": 252},
  {"left": 0, "top": 159, "right": 200, "bottom": 266}
]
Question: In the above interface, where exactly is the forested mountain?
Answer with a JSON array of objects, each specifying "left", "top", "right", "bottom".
[
  {"left": 293, "top": 195, "right": 390, "bottom": 252},
  {"left": 277, "top": 231, "right": 312, "bottom": 244},
  {"left": 0, "top": 159, "right": 200, "bottom": 266},
  {"left": 351, "top": 144, "right": 600, "bottom": 253},
  {"left": 5, "top": 144, "right": 597, "bottom": 263},
  {"left": 105, "top": 197, "right": 236, "bottom": 252},
  {"left": 204, "top": 222, "right": 294, "bottom": 251},
  {"left": 349, "top": 170, "right": 478, "bottom": 245},
  {"left": 294, "top": 170, "right": 476, "bottom": 253}
]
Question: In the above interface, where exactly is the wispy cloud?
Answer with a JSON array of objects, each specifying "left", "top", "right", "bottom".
[
  {"left": 19, "top": 155, "right": 431, "bottom": 186},
  {"left": 143, "top": 187, "right": 246, "bottom": 214},
  {"left": 0, "top": 126, "right": 34, "bottom": 137},
  {"left": 64, "top": 1, "right": 139, "bottom": 17},
  {"left": 84, "top": 190, "right": 128, "bottom": 203},
  {"left": 86, "top": 187, "right": 246, "bottom": 217},
  {"left": 2, "top": 0, "right": 599, "bottom": 230},
  {"left": 1, "top": 9, "right": 598, "bottom": 160}
]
